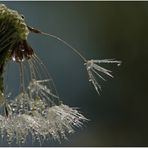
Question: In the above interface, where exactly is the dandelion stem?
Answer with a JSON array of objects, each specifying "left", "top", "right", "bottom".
[
  {"left": 28, "top": 26, "right": 87, "bottom": 62},
  {"left": 0, "top": 50, "right": 9, "bottom": 93},
  {"left": 19, "top": 62, "right": 25, "bottom": 93},
  {"left": 0, "top": 64, "right": 4, "bottom": 93}
]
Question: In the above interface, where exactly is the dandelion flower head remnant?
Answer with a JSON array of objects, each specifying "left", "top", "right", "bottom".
[{"left": 0, "top": 4, "right": 121, "bottom": 145}]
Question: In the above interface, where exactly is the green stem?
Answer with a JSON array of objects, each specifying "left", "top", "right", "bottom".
[
  {"left": 0, "top": 49, "right": 9, "bottom": 102},
  {"left": 0, "top": 67, "right": 4, "bottom": 93},
  {"left": 0, "top": 53, "right": 5, "bottom": 93}
]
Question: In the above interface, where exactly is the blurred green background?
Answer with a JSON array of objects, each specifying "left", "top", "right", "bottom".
[{"left": 1, "top": 1, "right": 148, "bottom": 147}]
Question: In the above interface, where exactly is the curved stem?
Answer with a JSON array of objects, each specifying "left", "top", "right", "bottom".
[{"left": 28, "top": 26, "right": 87, "bottom": 62}]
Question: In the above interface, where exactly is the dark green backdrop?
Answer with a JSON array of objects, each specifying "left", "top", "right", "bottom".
[{"left": 1, "top": 1, "right": 148, "bottom": 147}]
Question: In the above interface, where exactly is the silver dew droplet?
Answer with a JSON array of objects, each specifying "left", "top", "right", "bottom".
[{"left": 117, "top": 63, "right": 121, "bottom": 67}]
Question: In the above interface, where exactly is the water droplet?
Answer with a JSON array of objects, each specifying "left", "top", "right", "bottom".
[
  {"left": 1, "top": 133, "right": 4, "bottom": 139},
  {"left": 12, "top": 108, "right": 16, "bottom": 111},
  {"left": 21, "top": 137, "right": 25, "bottom": 144},
  {"left": 7, "top": 134, "right": 10, "bottom": 138},
  {"left": 68, "top": 130, "right": 73, "bottom": 134},
  {"left": 117, "top": 62, "right": 121, "bottom": 67},
  {"left": 8, "top": 140, "right": 12, "bottom": 145}
]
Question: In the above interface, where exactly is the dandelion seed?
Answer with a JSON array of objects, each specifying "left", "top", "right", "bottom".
[
  {"left": 85, "top": 59, "right": 122, "bottom": 94},
  {"left": 28, "top": 79, "right": 59, "bottom": 104},
  {"left": 45, "top": 104, "right": 88, "bottom": 141},
  {"left": 0, "top": 112, "right": 30, "bottom": 144}
]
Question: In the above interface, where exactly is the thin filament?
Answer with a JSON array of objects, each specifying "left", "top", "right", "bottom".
[
  {"left": 19, "top": 62, "right": 25, "bottom": 93},
  {"left": 28, "top": 27, "right": 87, "bottom": 62},
  {"left": 41, "top": 32, "right": 87, "bottom": 62},
  {"left": 33, "top": 54, "right": 60, "bottom": 99}
]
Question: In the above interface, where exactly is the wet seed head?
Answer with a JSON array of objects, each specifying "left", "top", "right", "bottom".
[{"left": 0, "top": 4, "right": 29, "bottom": 40}]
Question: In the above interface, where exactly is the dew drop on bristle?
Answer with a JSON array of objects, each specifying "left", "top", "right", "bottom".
[{"left": 117, "top": 62, "right": 122, "bottom": 67}]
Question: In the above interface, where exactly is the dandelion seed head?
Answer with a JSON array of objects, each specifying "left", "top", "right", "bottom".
[
  {"left": 0, "top": 3, "right": 122, "bottom": 145},
  {"left": 0, "top": 4, "right": 29, "bottom": 40},
  {"left": 0, "top": 4, "right": 32, "bottom": 64}
]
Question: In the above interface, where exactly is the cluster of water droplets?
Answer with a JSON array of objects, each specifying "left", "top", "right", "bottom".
[
  {"left": 85, "top": 59, "right": 121, "bottom": 95},
  {"left": 0, "top": 54, "right": 87, "bottom": 145}
]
